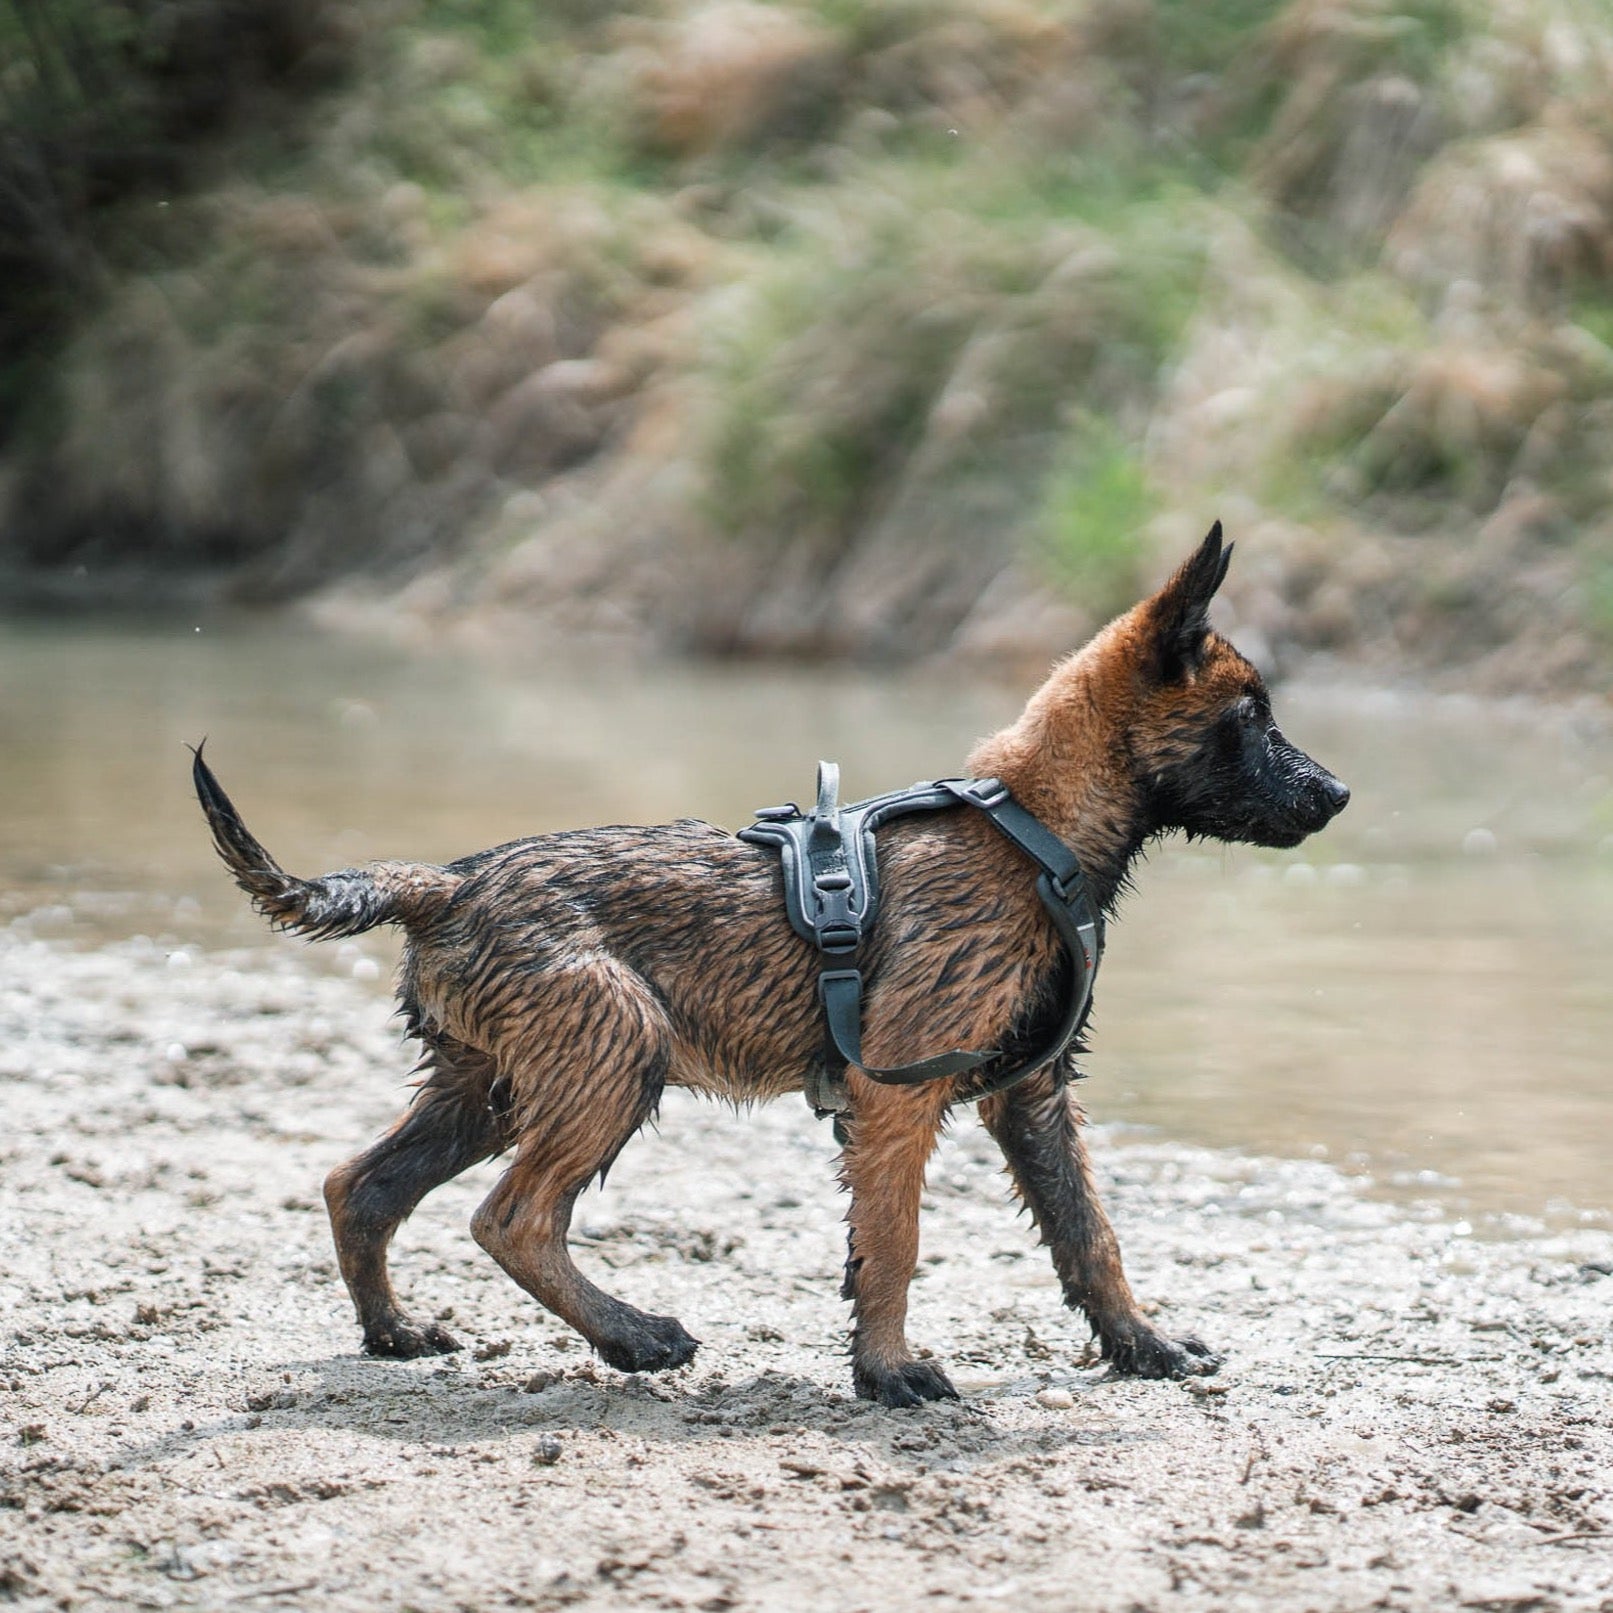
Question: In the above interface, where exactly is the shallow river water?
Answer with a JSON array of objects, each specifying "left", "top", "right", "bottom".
[{"left": 3, "top": 612, "right": 1609, "bottom": 1225}]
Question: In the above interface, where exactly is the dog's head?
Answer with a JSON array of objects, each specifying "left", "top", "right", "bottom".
[{"left": 1122, "top": 524, "right": 1349, "bottom": 850}]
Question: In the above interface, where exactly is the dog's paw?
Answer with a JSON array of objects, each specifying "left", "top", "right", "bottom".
[
  {"left": 596, "top": 1314, "right": 700, "bottom": 1374},
  {"left": 362, "top": 1319, "right": 461, "bottom": 1359},
  {"left": 1103, "top": 1324, "right": 1220, "bottom": 1380},
  {"left": 853, "top": 1358, "right": 960, "bottom": 1409}
]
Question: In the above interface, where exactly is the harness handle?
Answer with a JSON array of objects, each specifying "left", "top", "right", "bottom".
[{"left": 812, "top": 761, "right": 841, "bottom": 832}]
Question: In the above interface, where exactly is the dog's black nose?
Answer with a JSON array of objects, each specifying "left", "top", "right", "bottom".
[{"left": 1321, "top": 775, "right": 1350, "bottom": 814}]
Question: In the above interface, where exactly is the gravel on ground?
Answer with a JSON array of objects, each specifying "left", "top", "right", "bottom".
[{"left": 2, "top": 933, "right": 1610, "bottom": 1612}]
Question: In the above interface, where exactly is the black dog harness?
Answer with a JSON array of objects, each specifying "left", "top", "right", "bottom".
[{"left": 739, "top": 765, "right": 1104, "bottom": 1124}]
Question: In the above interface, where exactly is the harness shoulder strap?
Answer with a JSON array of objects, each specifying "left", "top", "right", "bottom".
[{"left": 938, "top": 778, "right": 1104, "bottom": 981}]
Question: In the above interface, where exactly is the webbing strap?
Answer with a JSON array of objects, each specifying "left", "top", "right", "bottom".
[
  {"left": 938, "top": 778, "right": 1103, "bottom": 984},
  {"left": 819, "top": 969, "right": 998, "bottom": 1085}
]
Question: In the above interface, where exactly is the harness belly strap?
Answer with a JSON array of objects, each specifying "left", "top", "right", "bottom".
[{"left": 738, "top": 764, "right": 1105, "bottom": 1123}]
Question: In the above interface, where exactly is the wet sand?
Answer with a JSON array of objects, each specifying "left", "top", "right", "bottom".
[{"left": 4, "top": 933, "right": 1611, "bottom": 1612}]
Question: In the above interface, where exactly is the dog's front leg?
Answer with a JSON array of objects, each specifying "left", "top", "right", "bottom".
[
  {"left": 980, "top": 1065, "right": 1219, "bottom": 1379},
  {"left": 839, "top": 1076, "right": 958, "bottom": 1407}
]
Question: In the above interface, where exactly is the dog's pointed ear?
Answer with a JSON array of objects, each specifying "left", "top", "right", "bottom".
[{"left": 1144, "top": 522, "right": 1233, "bottom": 680}]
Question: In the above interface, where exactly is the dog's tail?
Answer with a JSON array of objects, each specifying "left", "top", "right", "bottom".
[{"left": 191, "top": 744, "right": 457, "bottom": 940}]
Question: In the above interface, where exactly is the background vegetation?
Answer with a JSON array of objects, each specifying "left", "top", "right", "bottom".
[{"left": 4, "top": 0, "right": 1613, "bottom": 688}]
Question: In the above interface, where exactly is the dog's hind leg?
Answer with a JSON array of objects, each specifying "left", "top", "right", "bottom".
[
  {"left": 324, "top": 1035, "right": 507, "bottom": 1358},
  {"left": 469, "top": 967, "right": 697, "bottom": 1374},
  {"left": 839, "top": 1077, "right": 957, "bottom": 1408},
  {"left": 980, "top": 1064, "right": 1219, "bottom": 1379}
]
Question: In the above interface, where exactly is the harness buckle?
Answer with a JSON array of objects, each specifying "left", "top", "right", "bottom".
[{"left": 961, "top": 777, "right": 1011, "bottom": 810}]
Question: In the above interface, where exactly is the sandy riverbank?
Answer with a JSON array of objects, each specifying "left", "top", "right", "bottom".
[{"left": 2, "top": 932, "right": 1610, "bottom": 1612}]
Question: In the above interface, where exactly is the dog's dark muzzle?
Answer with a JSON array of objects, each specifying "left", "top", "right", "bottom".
[
  {"left": 1251, "top": 735, "right": 1350, "bottom": 844},
  {"left": 1308, "top": 770, "right": 1351, "bottom": 823}
]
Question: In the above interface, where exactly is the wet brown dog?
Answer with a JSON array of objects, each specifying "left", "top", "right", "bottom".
[{"left": 194, "top": 525, "right": 1348, "bottom": 1406}]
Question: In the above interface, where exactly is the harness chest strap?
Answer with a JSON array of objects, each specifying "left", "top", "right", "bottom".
[{"left": 738, "top": 768, "right": 1104, "bottom": 1119}]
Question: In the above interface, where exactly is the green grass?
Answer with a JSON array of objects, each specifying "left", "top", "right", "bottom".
[
  {"left": 1573, "top": 296, "right": 1613, "bottom": 353},
  {"left": 1585, "top": 557, "right": 1613, "bottom": 647},
  {"left": 1154, "top": 0, "right": 1291, "bottom": 76},
  {"left": 1035, "top": 422, "right": 1154, "bottom": 618},
  {"left": 700, "top": 142, "right": 1207, "bottom": 571},
  {"left": 703, "top": 237, "right": 971, "bottom": 542},
  {"left": 370, "top": 1, "right": 657, "bottom": 195}
]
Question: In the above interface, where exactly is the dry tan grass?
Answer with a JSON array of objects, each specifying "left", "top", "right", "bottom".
[
  {"left": 1389, "top": 121, "right": 1613, "bottom": 310},
  {"left": 617, "top": 3, "right": 844, "bottom": 156}
]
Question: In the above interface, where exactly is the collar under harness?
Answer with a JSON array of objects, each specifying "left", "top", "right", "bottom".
[{"left": 738, "top": 764, "right": 1104, "bottom": 1125}]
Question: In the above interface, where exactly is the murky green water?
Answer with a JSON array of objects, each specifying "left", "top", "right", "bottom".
[{"left": 4, "top": 612, "right": 1610, "bottom": 1224}]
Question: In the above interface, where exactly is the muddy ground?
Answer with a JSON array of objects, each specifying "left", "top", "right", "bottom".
[{"left": 2, "top": 930, "right": 1611, "bottom": 1612}]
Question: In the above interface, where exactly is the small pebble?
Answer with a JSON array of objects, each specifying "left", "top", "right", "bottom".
[
  {"left": 534, "top": 1435, "right": 562, "bottom": 1466},
  {"left": 1035, "top": 1388, "right": 1074, "bottom": 1410},
  {"left": 523, "top": 1372, "right": 556, "bottom": 1394}
]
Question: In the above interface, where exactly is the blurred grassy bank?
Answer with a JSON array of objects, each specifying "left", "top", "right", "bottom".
[{"left": 3, "top": 0, "right": 1613, "bottom": 689}]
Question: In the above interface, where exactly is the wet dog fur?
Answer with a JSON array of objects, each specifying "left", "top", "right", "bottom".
[{"left": 192, "top": 524, "right": 1348, "bottom": 1407}]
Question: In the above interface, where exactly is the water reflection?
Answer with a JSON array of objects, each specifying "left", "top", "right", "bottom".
[{"left": 2, "top": 613, "right": 1609, "bottom": 1222}]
